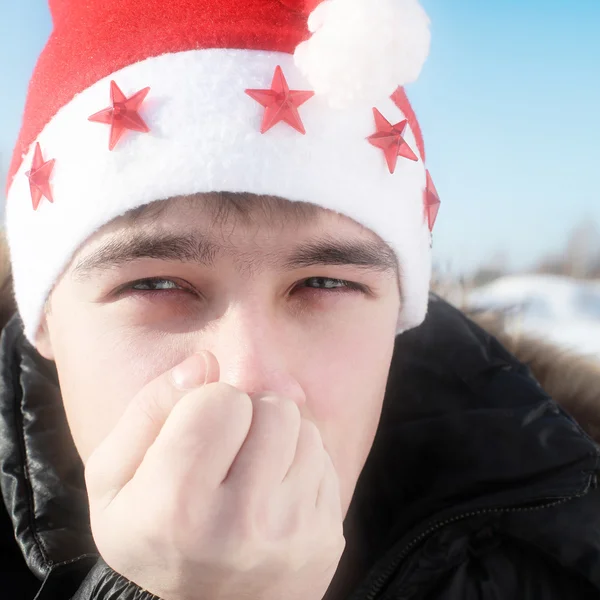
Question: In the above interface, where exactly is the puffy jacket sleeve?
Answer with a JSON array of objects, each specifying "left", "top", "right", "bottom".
[{"left": 69, "top": 558, "right": 160, "bottom": 600}]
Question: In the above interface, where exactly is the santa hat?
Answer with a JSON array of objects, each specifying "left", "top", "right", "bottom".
[{"left": 6, "top": 0, "right": 440, "bottom": 343}]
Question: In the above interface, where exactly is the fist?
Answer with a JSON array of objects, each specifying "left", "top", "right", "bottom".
[{"left": 84, "top": 352, "right": 345, "bottom": 600}]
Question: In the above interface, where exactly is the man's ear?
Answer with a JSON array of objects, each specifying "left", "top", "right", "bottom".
[{"left": 35, "top": 315, "right": 55, "bottom": 360}]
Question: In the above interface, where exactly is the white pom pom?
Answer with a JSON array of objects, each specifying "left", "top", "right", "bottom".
[{"left": 294, "top": 0, "right": 431, "bottom": 109}]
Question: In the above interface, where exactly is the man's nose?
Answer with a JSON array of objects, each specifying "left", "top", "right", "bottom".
[{"left": 201, "top": 305, "right": 307, "bottom": 408}]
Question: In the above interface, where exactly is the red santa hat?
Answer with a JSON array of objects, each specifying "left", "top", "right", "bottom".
[{"left": 6, "top": 0, "right": 440, "bottom": 343}]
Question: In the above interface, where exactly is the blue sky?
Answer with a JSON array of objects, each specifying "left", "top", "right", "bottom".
[{"left": 1, "top": 0, "right": 599, "bottom": 274}]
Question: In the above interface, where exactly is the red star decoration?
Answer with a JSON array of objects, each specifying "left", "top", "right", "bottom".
[
  {"left": 88, "top": 80, "right": 151, "bottom": 150},
  {"left": 367, "top": 108, "right": 419, "bottom": 174},
  {"left": 245, "top": 65, "right": 315, "bottom": 134},
  {"left": 424, "top": 170, "right": 441, "bottom": 232},
  {"left": 25, "top": 143, "right": 55, "bottom": 211}
]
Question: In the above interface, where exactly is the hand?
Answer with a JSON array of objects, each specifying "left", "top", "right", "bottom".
[{"left": 85, "top": 352, "right": 345, "bottom": 600}]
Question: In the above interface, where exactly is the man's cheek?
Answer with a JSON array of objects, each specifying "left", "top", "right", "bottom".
[
  {"left": 55, "top": 326, "right": 186, "bottom": 448},
  {"left": 305, "top": 346, "right": 384, "bottom": 422},
  {"left": 86, "top": 330, "right": 186, "bottom": 397}
]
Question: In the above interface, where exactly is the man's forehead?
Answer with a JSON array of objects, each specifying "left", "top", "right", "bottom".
[
  {"left": 100, "top": 194, "right": 356, "bottom": 251},
  {"left": 123, "top": 192, "right": 332, "bottom": 229}
]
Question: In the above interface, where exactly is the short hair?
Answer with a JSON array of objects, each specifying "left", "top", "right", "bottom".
[{"left": 126, "top": 191, "right": 324, "bottom": 229}]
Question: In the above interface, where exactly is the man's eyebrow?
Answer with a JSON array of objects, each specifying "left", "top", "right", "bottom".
[
  {"left": 71, "top": 231, "right": 398, "bottom": 281},
  {"left": 283, "top": 237, "right": 398, "bottom": 275},
  {"left": 72, "top": 232, "right": 220, "bottom": 281}
]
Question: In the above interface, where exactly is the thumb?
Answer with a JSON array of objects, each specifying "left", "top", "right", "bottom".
[{"left": 85, "top": 351, "right": 220, "bottom": 508}]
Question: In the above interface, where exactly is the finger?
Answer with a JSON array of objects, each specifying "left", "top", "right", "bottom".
[
  {"left": 85, "top": 351, "right": 220, "bottom": 507},
  {"left": 316, "top": 451, "right": 343, "bottom": 523},
  {"left": 282, "top": 418, "right": 325, "bottom": 504},
  {"left": 147, "top": 382, "right": 254, "bottom": 490},
  {"left": 223, "top": 394, "right": 301, "bottom": 495}
]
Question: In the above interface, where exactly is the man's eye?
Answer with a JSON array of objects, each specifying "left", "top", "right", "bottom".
[
  {"left": 120, "top": 277, "right": 366, "bottom": 297},
  {"left": 301, "top": 277, "right": 365, "bottom": 292},
  {"left": 130, "top": 278, "right": 183, "bottom": 291}
]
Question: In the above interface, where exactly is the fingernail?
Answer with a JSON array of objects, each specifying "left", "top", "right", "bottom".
[{"left": 170, "top": 353, "right": 208, "bottom": 390}]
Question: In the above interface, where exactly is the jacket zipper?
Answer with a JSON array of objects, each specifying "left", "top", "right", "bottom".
[{"left": 364, "top": 477, "right": 597, "bottom": 600}]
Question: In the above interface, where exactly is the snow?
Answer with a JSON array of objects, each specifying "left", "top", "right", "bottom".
[{"left": 467, "top": 275, "right": 600, "bottom": 360}]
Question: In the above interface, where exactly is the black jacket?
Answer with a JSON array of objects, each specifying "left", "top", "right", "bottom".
[{"left": 2, "top": 294, "right": 600, "bottom": 600}]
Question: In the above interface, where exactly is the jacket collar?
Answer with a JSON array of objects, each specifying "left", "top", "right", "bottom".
[{"left": 347, "top": 294, "right": 599, "bottom": 561}]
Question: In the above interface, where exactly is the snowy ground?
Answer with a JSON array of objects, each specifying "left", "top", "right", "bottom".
[{"left": 467, "top": 275, "right": 600, "bottom": 360}]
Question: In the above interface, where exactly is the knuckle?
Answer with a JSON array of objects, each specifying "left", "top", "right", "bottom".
[
  {"left": 331, "top": 532, "right": 347, "bottom": 557},
  {"left": 317, "top": 537, "right": 345, "bottom": 566},
  {"left": 273, "top": 545, "right": 299, "bottom": 571},
  {"left": 226, "top": 543, "right": 263, "bottom": 571}
]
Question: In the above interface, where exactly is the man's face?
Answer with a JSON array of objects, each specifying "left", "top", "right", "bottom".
[{"left": 37, "top": 194, "right": 401, "bottom": 516}]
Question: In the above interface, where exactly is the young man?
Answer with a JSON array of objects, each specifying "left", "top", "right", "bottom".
[{"left": 2, "top": 1, "right": 600, "bottom": 599}]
